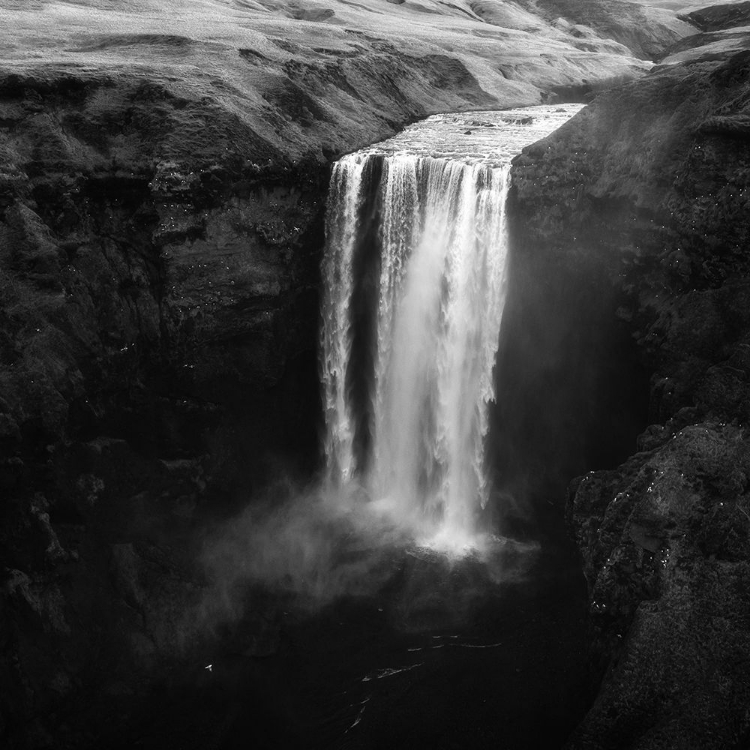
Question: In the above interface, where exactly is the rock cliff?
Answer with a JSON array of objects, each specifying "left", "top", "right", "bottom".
[{"left": 510, "top": 44, "right": 750, "bottom": 748}]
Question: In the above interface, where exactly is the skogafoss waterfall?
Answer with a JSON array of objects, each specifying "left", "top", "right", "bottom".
[
  {"left": 323, "top": 155, "right": 510, "bottom": 550},
  {"left": 321, "top": 106, "right": 583, "bottom": 553}
]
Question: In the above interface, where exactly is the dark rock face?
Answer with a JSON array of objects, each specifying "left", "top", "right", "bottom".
[
  {"left": 0, "top": 69, "right": 327, "bottom": 489},
  {"left": 0, "top": 69, "right": 329, "bottom": 747},
  {"left": 513, "top": 51, "right": 750, "bottom": 422},
  {"left": 510, "top": 48, "right": 750, "bottom": 747},
  {"left": 566, "top": 423, "right": 750, "bottom": 749}
]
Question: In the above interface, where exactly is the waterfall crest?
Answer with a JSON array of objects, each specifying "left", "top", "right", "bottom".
[{"left": 321, "top": 106, "right": 583, "bottom": 552}]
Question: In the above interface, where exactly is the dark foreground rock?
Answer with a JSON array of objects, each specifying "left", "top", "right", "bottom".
[
  {"left": 567, "top": 423, "right": 750, "bottom": 749},
  {"left": 510, "top": 44, "right": 750, "bottom": 748}
]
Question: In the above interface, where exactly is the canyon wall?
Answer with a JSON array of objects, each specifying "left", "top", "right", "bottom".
[{"left": 510, "top": 48, "right": 750, "bottom": 748}]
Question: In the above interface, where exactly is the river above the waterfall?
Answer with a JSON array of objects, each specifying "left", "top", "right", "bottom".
[{"left": 357, "top": 105, "right": 584, "bottom": 164}]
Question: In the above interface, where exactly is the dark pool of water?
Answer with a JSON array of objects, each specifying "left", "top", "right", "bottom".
[{"left": 106, "top": 502, "right": 592, "bottom": 750}]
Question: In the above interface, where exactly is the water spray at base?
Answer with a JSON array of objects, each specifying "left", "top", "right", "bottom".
[{"left": 202, "top": 106, "right": 583, "bottom": 614}]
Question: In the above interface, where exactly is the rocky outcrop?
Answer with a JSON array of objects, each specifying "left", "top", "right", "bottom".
[
  {"left": 566, "top": 423, "right": 750, "bottom": 749},
  {"left": 510, "top": 46, "right": 750, "bottom": 748}
]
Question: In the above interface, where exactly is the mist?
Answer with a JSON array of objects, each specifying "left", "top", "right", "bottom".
[{"left": 198, "top": 477, "right": 540, "bottom": 631}]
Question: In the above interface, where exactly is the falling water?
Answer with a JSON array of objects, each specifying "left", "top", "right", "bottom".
[{"left": 321, "top": 106, "right": 583, "bottom": 553}]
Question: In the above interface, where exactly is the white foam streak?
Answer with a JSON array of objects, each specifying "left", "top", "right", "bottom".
[{"left": 320, "top": 155, "right": 366, "bottom": 483}]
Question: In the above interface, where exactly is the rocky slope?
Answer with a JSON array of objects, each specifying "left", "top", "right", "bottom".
[
  {"left": 510, "top": 43, "right": 750, "bottom": 748},
  {"left": 515, "top": 0, "right": 692, "bottom": 59},
  {"left": 681, "top": 0, "right": 750, "bottom": 31},
  {"left": 661, "top": 0, "right": 750, "bottom": 63}
]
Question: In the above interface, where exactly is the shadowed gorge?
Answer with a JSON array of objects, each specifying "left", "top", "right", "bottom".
[{"left": 2, "top": 0, "right": 750, "bottom": 748}]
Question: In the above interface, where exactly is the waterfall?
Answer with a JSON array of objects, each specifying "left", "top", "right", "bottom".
[{"left": 321, "top": 106, "right": 583, "bottom": 552}]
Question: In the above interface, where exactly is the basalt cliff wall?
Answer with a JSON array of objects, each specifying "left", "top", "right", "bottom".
[{"left": 510, "top": 49, "right": 750, "bottom": 748}]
